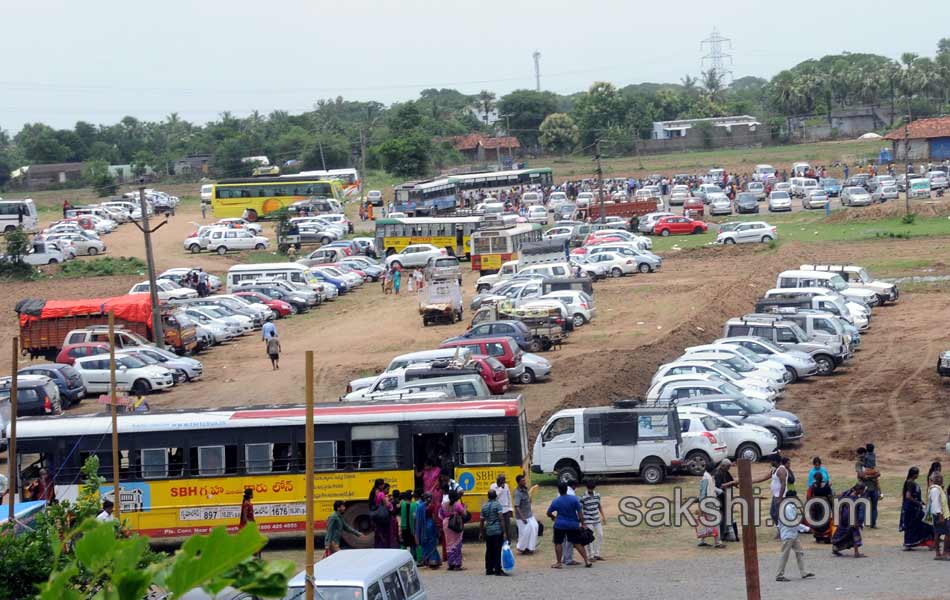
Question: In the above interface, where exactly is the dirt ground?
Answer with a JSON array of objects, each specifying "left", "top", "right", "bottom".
[{"left": 3, "top": 201, "right": 950, "bottom": 477}]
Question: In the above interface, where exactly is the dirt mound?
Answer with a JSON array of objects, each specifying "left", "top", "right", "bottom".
[{"left": 826, "top": 198, "right": 950, "bottom": 222}]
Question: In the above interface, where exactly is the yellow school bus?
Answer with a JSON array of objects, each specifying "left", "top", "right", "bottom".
[
  {"left": 211, "top": 176, "right": 344, "bottom": 221},
  {"left": 375, "top": 216, "right": 481, "bottom": 259},
  {"left": 13, "top": 396, "right": 529, "bottom": 542}
]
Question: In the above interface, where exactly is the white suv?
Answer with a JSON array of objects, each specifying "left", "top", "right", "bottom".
[
  {"left": 206, "top": 229, "right": 270, "bottom": 255},
  {"left": 73, "top": 353, "right": 175, "bottom": 395}
]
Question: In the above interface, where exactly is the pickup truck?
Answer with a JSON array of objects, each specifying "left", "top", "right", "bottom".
[
  {"left": 420, "top": 277, "right": 463, "bottom": 326},
  {"left": 16, "top": 294, "right": 197, "bottom": 360},
  {"left": 468, "top": 301, "right": 569, "bottom": 352}
]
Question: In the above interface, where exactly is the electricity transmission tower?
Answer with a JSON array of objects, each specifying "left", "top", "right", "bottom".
[
  {"left": 533, "top": 51, "right": 541, "bottom": 91},
  {"left": 700, "top": 28, "right": 733, "bottom": 82}
]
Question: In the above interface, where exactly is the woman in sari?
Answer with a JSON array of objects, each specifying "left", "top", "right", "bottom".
[
  {"left": 806, "top": 472, "right": 834, "bottom": 543},
  {"left": 441, "top": 491, "right": 467, "bottom": 570},
  {"left": 415, "top": 493, "right": 441, "bottom": 568},
  {"left": 370, "top": 479, "right": 393, "bottom": 549},
  {"left": 832, "top": 482, "right": 867, "bottom": 557},
  {"left": 900, "top": 467, "right": 932, "bottom": 549},
  {"left": 418, "top": 460, "right": 442, "bottom": 500}
]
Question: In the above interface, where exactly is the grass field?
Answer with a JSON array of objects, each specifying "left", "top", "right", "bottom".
[{"left": 535, "top": 139, "right": 884, "bottom": 182}]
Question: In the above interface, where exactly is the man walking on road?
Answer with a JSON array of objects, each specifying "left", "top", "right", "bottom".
[
  {"left": 262, "top": 320, "right": 277, "bottom": 342},
  {"left": 776, "top": 490, "right": 815, "bottom": 582},
  {"left": 514, "top": 475, "right": 538, "bottom": 554},
  {"left": 479, "top": 489, "right": 508, "bottom": 576}
]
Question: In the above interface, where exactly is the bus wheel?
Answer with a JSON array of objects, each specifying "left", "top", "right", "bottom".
[{"left": 342, "top": 503, "right": 375, "bottom": 549}]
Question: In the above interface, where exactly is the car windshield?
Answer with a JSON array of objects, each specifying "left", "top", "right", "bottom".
[
  {"left": 823, "top": 179, "right": 839, "bottom": 185},
  {"left": 717, "top": 380, "right": 744, "bottom": 396},
  {"left": 127, "top": 352, "right": 159, "bottom": 365},
  {"left": 828, "top": 275, "right": 848, "bottom": 291},
  {"left": 202, "top": 307, "right": 228, "bottom": 318},
  {"left": 846, "top": 187, "right": 865, "bottom": 194},
  {"left": 730, "top": 345, "right": 766, "bottom": 363},
  {"left": 721, "top": 356, "right": 753, "bottom": 372},
  {"left": 856, "top": 269, "right": 872, "bottom": 283},
  {"left": 736, "top": 397, "right": 772, "bottom": 414},
  {"left": 738, "top": 193, "right": 757, "bottom": 202},
  {"left": 709, "top": 363, "right": 742, "bottom": 380},
  {"left": 771, "top": 192, "right": 789, "bottom": 199}
]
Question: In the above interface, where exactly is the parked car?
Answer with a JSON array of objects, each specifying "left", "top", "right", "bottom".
[
  {"left": 425, "top": 255, "right": 462, "bottom": 283},
  {"left": 734, "top": 192, "right": 759, "bottom": 214},
  {"left": 45, "top": 232, "right": 106, "bottom": 256},
  {"left": 234, "top": 291, "right": 294, "bottom": 317},
  {"left": 17, "top": 363, "right": 85, "bottom": 406},
  {"left": 745, "top": 181, "right": 766, "bottom": 201},
  {"left": 159, "top": 268, "right": 222, "bottom": 293},
  {"left": 841, "top": 186, "right": 872, "bottom": 207},
  {"left": 206, "top": 228, "right": 269, "bottom": 254},
  {"left": 72, "top": 353, "right": 174, "bottom": 395},
  {"left": 650, "top": 361, "right": 778, "bottom": 401},
  {"left": 284, "top": 549, "right": 426, "bottom": 600},
  {"left": 129, "top": 279, "right": 198, "bottom": 301},
  {"left": 385, "top": 244, "right": 445, "bottom": 269},
  {"left": 716, "top": 221, "right": 776, "bottom": 245},
  {"left": 927, "top": 171, "right": 949, "bottom": 190},
  {"left": 520, "top": 352, "right": 552, "bottom": 384},
  {"left": 232, "top": 283, "right": 311, "bottom": 313},
  {"left": 803, "top": 188, "right": 829, "bottom": 209},
  {"left": 0, "top": 375, "right": 63, "bottom": 416},
  {"left": 767, "top": 191, "right": 792, "bottom": 212},
  {"left": 526, "top": 206, "right": 548, "bottom": 224},
  {"left": 646, "top": 373, "right": 774, "bottom": 405},
  {"left": 695, "top": 184, "right": 723, "bottom": 203},
  {"left": 682, "top": 196, "right": 705, "bottom": 216},
  {"left": 442, "top": 320, "right": 533, "bottom": 352},
  {"left": 653, "top": 216, "right": 708, "bottom": 236},
  {"left": 708, "top": 193, "right": 733, "bottom": 216},
  {"left": 821, "top": 178, "right": 842, "bottom": 197},
  {"left": 587, "top": 244, "right": 661, "bottom": 273},
  {"left": 579, "top": 251, "right": 638, "bottom": 277},
  {"left": 366, "top": 190, "right": 384, "bottom": 206},
  {"left": 798, "top": 264, "right": 899, "bottom": 304},
  {"left": 684, "top": 342, "right": 791, "bottom": 384},
  {"left": 678, "top": 395, "right": 803, "bottom": 447},
  {"left": 56, "top": 342, "right": 111, "bottom": 366},
  {"left": 939, "top": 350, "right": 950, "bottom": 377},
  {"left": 713, "top": 337, "right": 818, "bottom": 382},
  {"left": 872, "top": 184, "right": 899, "bottom": 203}
]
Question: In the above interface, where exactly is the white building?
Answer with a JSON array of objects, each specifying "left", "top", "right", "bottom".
[{"left": 652, "top": 115, "right": 760, "bottom": 139}]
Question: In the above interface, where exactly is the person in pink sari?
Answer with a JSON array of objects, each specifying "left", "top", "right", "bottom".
[{"left": 441, "top": 491, "right": 467, "bottom": 570}]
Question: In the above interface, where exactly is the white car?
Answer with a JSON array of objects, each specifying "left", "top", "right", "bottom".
[
  {"left": 684, "top": 343, "right": 789, "bottom": 384},
  {"left": 678, "top": 406, "right": 778, "bottom": 462},
  {"left": 575, "top": 191, "right": 593, "bottom": 208},
  {"left": 215, "top": 218, "right": 263, "bottom": 235},
  {"left": 45, "top": 233, "right": 106, "bottom": 256},
  {"left": 716, "top": 221, "right": 776, "bottom": 245},
  {"left": 366, "top": 190, "right": 384, "bottom": 206},
  {"left": 72, "top": 353, "right": 174, "bottom": 395},
  {"left": 707, "top": 193, "right": 733, "bottom": 215},
  {"left": 129, "top": 280, "right": 199, "bottom": 301},
  {"left": 15, "top": 241, "right": 67, "bottom": 265},
  {"left": 540, "top": 290, "right": 595, "bottom": 327},
  {"left": 206, "top": 229, "right": 270, "bottom": 255},
  {"left": 159, "top": 268, "right": 222, "bottom": 293},
  {"left": 571, "top": 255, "right": 609, "bottom": 279},
  {"left": 186, "top": 312, "right": 234, "bottom": 343},
  {"left": 182, "top": 306, "right": 249, "bottom": 335},
  {"left": 927, "top": 171, "right": 949, "bottom": 190},
  {"left": 85, "top": 214, "right": 117, "bottom": 234},
  {"left": 651, "top": 361, "right": 778, "bottom": 399},
  {"left": 543, "top": 226, "right": 574, "bottom": 243},
  {"left": 385, "top": 243, "right": 445, "bottom": 269},
  {"left": 526, "top": 206, "right": 548, "bottom": 224},
  {"left": 767, "top": 191, "right": 792, "bottom": 212},
  {"left": 646, "top": 374, "right": 775, "bottom": 405},
  {"left": 578, "top": 251, "right": 636, "bottom": 277},
  {"left": 679, "top": 351, "right": 786, "bottom": 390},
  {"left": 841, "top": 186, "right": 872, "bottom": 207},
  {"left": 548, "top": 191, "right": 570, "bottom": 213},
  {"left": 44, "top": 222, "right": 94, "bottom": 238}
]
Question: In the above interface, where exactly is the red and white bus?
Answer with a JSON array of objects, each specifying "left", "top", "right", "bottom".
[{"left": 470, "top": 222, "right": 543, "bottom": 274}]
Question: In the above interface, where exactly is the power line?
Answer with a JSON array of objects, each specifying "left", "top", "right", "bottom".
[{"left": 700, "top": 28, "right": 734, "bottom": 82}]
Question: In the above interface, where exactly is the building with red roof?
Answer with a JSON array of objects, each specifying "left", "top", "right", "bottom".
[{"left": 883, "top": 116, "right": 950, "bottom": 161}]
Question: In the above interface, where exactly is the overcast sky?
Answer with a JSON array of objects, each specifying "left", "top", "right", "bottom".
[{"left": 2, "top": 0, "right": 948, "bottom": 132}]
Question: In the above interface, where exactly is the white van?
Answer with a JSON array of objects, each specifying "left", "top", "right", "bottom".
[
  {"left": 227, "top": 263, "right": 319, "bottom": 293},
  {"left": 775, "top": 270, "right": 878, "bottom": 307},
  {"left": 200, "top": 184, "right": 213, "bottom": 203},
  {"left": 284, "top": 549, "right": 426, "bottom": 600},
  {"left": 753, "top": 164, "right": 776, "bottom": 182},
  {"left": 0, "top": 199, "right": 39, "bottom": 233},
  {"left": 517, "top": 261, "right": 571, "bottom": 279},
  {"left": 789, "top": 177, "right": 818, "bottom": 198}
]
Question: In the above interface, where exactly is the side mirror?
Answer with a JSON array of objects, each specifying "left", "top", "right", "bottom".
[
  {"left": 118, "top": 365, "right": 128, "bottom": 371},
  {"left": 737, "top": 410, "right": 748, "bottom": 417}
]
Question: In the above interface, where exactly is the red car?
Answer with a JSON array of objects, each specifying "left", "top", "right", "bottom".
[
  {"left": 682, "top": 197, "right": 705, "bottom": 216},
  {"left": 470, "top": 355, "right": 510, "bottom": 394},
  {"left": 56, "top": 342, "right": 110, "bottom": 366},
  {"left": 438, "top": 336, "right": 523, "bottom": 382},
  {"left": 234, "top": 291, "right": 294, "bottom": 318},
  {"left": 653, "top": 216, "right": 708, "bottom": 237}
]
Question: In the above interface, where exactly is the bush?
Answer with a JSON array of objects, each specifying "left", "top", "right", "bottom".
[
  {"left": 56, "top": 256, "right": 146, "bottom": 278},
  {"left": 901, "top": 213, "right": 916, "bottom": 225}
]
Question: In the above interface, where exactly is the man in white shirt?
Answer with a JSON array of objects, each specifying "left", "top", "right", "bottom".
[
  {"left": 776, "top": 491, "right": 814, "bottom": 582},
  {"left": 489, "top": 474, "right": 513, "bottom": 537},
  {"left": 96, "top": 499, "right": 116, "bottom": 522}
]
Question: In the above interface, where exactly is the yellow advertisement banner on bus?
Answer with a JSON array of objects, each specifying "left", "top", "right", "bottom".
[{"left": 384, "top": 236, "right": 461, "bottom": 253}]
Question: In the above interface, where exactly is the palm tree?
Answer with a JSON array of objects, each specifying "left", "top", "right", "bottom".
[
  {"left": 681, "top": 74, "right": 699, "bottom": 98},
  {"left": 700, "top": 69, "right": 725, "bottom": 103},
  {"left": 476, "top": 90, "right": 496, "bottom": 125},
  {"left": 899, "top": 53, "right": 920, "bottom": 122}
]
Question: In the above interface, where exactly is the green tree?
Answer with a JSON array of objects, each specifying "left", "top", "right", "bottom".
[
  {"left": 82, "top": 160, "right": 118, "bottom": 196},
  {"left": 476, "top": 90, "right": 496, "bottom": 126},
  {"left": 497, "top": 89, "right": 559, "bottom": 148},
  {"left": 132, "top": 150, "right": 157, "bottom": 176},
  {"left": 213, "top": 139, "right": 251, "bottom": 178},
  {"left": 539, "top": 113, "right": 579, "bottom": 154},
  {"left": 16, "top": 124, "right": 71, "bottom": 163},
  {"left": 572, "top": 82, "right": 628, "bottom": 145},
  {"left": 376, "top": 133, "right": 431, "bottom": 177},
  {"left": 301, "top": 133, "right": 351, "bottom": 170}
]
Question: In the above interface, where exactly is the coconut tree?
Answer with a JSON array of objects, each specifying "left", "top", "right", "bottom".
[{"left": 476, "top": 90, "right": 496, "bottom": 125}]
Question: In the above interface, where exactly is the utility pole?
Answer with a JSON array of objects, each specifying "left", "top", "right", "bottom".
[
  {"left": 700, "top": 28, "right": 734, "bottom": 83},
  {"left": 737, "top": 459, "right": 761, "bottom": 600},
  {"left": 133, "top": 184, "right": 165, "bottom": 346},
  {"left": 7, "top": 338, "right": 18, "bottom": 523},
  {"left": 318, "top": 138, "right": 327, "bottom": 171},
  {"left": 532, "top": 51, "right": 541, "bottom": 92},
  {"left": 360, "top": 128, "right": 367, "bottom": 201},
  {"left": 595, "top": 140, "right": 605, "bottom": 223},
  {"left": 304, "top": 351, "right": 315, "bottom": 600},
  {"left": 904, "top": 117, "right": 911, "bottom": 217},
  {"left": 108, "top": 312, "right": 121, "bottom": 522}
]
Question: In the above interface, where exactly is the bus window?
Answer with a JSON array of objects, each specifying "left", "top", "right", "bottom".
[
  {"left": 461, "top": 432, "right": 506, "bottom": 465},
  {"left": 473, "top": 237, "right": 492, "bottom": 253},
  {"left": 194, "top": 445, "right": 235, "bottom": 476},
  {"left": 245, "top": 443, "right": 274, "bottom": 473},
  {"left": 352, "top": 425, "right": 399, "bottom": 470},
  {"left": 141, "top": 448, "right": 170, "bottom": 479},
  {"left": 490, "top": 237, "right": 509, "bottom": 253}
]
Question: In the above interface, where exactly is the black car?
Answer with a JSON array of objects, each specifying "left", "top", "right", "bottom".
[
  {"left": 734, "top": 192, "right": 760, "bottom": 214},
  {"left": 18, "top": 364, "right": 86, "bottom": 406},
  {"left": 0, "top": 375, "right": 63, "bottom": 417}
]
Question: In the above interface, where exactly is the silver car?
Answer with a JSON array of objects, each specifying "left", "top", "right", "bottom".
[
  {"left": 708, "top": 193, "right": 733, "bottom": 216},
  {"left": 842, "top": 186, "right": 872, "bottom": 206},
  {"left": 385, "top": 244, "right": 445, "bottom": 269},
  {"left": 768, "top": 191, "right": 792, "bottom": 212},
  {"left": 802, "top": 188, "right": 829, "bottom": 209}
]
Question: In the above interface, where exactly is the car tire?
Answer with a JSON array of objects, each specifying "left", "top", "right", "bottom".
[
  {"left": 724, "top": 238, "right": 736, "bottom": 245},
  {"left": 555, "top": 462, "right": 581, "bottom": 485},
  {"left": 761, "top": 235, "right": 773, "bottom": 243},
  {"left": 638, "top": 263, "right": 651, "bottom": 273},
  {"left": 814, "top": 354, "right": 835, "bottom": 376},
  {"left": 684, "top": 451, "right": 710, "bottom": 476},
  {"left": 610, "top": 267, "right": 623, "bottom": 278},
  {"left": 3, "top": 225, "right": 14, "bottom": 233},
  {"left": 572, "top": 313, "right": 586, "bottom": 328},
  {"left": 785, "top": 366, "right": 799, "bottom": 383},
  {"left": 216, "top": 246, "right": 227, "bottom": 255},
  {"left": 692, "top": 227, "right": 704, "bottom": 234},
  {"left": 88, "top": 247, "right": 98, "bottom": 256},
  {"left": 736, "top": 443, "right": 762, "bottom": 462},
  {"left": 519, "top": 368, "right": 536, "bottom": 384},
  {"left": 254, "top": 243, "right": 265, "bottom": 250},
  {"left": 659, "top": 229, "right": 670, "bottom": 237},
  {"left": 131, "top": 379, "right": 151, "bottom": 395},
  {"left": 321, "top": 237, "right": 331, "bottom": 245},
  {"left": 767, "top": 427, "right": 785, "bottom": 447},
  {"left": 48, "top": 258, "right": 58, "bottom": 264},
  {"left": 189, "top": 244, "right": 201, "bottom": 254},
  {"left": 640, "top": 460, "right": 665, "bottom": 485}
]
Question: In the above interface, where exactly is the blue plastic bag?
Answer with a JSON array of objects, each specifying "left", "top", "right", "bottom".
[{"left": 501, "top": 540, "right": 516, "bottom": 573}]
